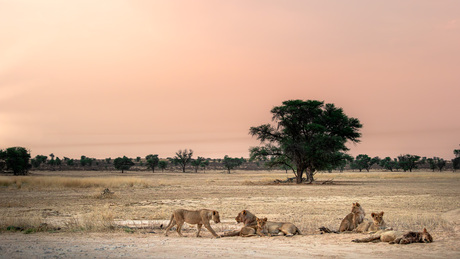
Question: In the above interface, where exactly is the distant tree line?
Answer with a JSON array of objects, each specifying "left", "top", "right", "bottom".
[
  {"left": 0, "top": 147, "right": 251, "bottom": 174},
  {"left": 346, "top": 153, "right": 457, "bottom": 172},
  {"left": 1, "top": 146, "right": 459, "bottom": 175}
]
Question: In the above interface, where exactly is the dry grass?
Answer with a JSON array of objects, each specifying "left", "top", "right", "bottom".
[
  {"left": 0, "top": 176, "right": 155, "bottom": 189},
  {"left": 64, "top": 205, "right": 116, "bottom": 232},
  {"left": 0, "top": 170, "right": 459, "bottom": 235}
]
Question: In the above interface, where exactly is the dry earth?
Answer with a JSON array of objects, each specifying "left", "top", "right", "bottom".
[{"left": 1, "top": 170, "right": 459, "bottom": 258}]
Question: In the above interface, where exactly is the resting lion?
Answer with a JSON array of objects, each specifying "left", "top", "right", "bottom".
[
  {"left": 339, "top": 202, "right": 365, "bottom": 232},
  {"left": 256, "top": 217, "right": 301, "bottom": 236},
  {"left": 355, "top": 211, "right": 387, "bottom": 233},
  {"left": 220, "top": 210, "right": 259, "bottom": 237},
  {"left": 352, "top": 228, "right": 433, "bottom": 244},
  {"left": 164, "top": 209, "right": 221, "bottom": 238}
]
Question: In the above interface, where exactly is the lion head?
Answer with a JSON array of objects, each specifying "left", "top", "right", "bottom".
[
  {"left": 421, "top": 228, "right": 433, "bottom": 243},
  {"left": 212, "top": 210, "right": 221, "bottom": 223},
  {"left": 256, "top": 217, "right": 267, "bottom": 230},
  {"left": 371, "top": 211, "right": 385, "bottom": 226},
  {"left": 235, "top": 210, "right": 257, "bottom": 226}
]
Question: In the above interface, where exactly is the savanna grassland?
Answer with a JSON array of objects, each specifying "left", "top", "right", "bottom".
[{"left": 0, "top": 170, "right": 459, "bottom": 258}]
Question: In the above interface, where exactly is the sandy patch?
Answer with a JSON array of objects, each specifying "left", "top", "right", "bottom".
[{"left": 0, "top": 231, "right": 458, "bottom": 259}]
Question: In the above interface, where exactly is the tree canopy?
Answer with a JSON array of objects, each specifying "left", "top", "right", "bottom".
[
  {"left": 249, "top": 100, "right": 362, "bottom": 183},
  {"left": 0, "top": 147, "right": 31, "bottom": 175},
  {"left": 222, "top": 155, "right": 244, "bottom": 174},
  {"left": 113, "top": 156, "right": 135, "bottom": 173},
  {"left": 171, "top": 149, "right": 193, "bottom": 173},
  {"left": 397, "top": 154, "right": 421, "bottom": 172},
  {"left": 145, "top": 154, "right": 159, "bottom": 173}
]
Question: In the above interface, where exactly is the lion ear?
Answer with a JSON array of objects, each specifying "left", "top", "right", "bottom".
[
  {"left": 356, "top": 202, "right": 360, "bottom": 207},
  {"left": 380, "top": 211, "right": 384, "bottom": 216},
  {"left": 242, "top": 210, "right": 247, "bottom": 215},
  {"left": 371, "top": 212, "right": 376, "bottom": 217},
  {"left": 213, "top": 210, "right": 217, "bottom": 216},
  {"left": 423, "top": 228, "right": 427, "bottom": 233},
  {"left": 263, "top": 218, "right": 267, "bottom": 222}
]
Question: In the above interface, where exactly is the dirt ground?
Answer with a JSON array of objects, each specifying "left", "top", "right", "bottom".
[
  {"left": 1, "top": 225, "right": 459, "bottom": 259},
  {"left": 1, "top": 170, "right": 459, "bottom": 258}
]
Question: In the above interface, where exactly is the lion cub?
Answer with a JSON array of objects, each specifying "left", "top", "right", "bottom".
[
  {"left": 355, "top": 211, "right": 387, "bottom": 233},
  {"left": 339, "top": 202, "right": 366, "bottom": 232},
  {"left": 352, "top": 228, "right": 433, "bottom": 244},
  {"left": 256, "top": 217, "right": 301, "bottom": 237},
  {"left": 164, "top": 209, "right": 221, "bottom": 238}
]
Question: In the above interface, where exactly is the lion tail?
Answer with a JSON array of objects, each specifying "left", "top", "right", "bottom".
[
  {"left": 319, "top": 226, "right": 338, "bottom": 234},
  {"left": 163, "top": 214, "right": 175, "bottom": 229}
]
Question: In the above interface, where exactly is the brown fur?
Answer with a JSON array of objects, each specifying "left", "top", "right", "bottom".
[
  {"left": 221, "top": 210, "right": 259, "bottom": 237},
  {"left": 391, "top": 228, "right": 433, "bottom": 244},
  {"left": 164, "top": 209, "right": 221, "bottom": 238},
  {"left": 352, "top": 228, "right": 433, "bottom": 244},
  {"left": 339, "top": 202, "right": 365, "bottom": 232},
  {"left": 256, "top": 217, "right": 301, "bottom": 237},
  {"left": 355, "top": 211, "right": 387, "bottom": 233}
]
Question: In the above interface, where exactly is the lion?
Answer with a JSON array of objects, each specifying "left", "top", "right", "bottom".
[
  {"left": 256, "top": 217, "right": 301, "bottom": 237},
  {"left": 164, "top": 209, "right": 221, "bottom": 238},
  {"left": 339, "top": 202, "right": 366, "bottom": 232},
  {"left": 220, "top": 210, "right": 259, "bottom": 237},
  {"left": 355, "top": 211, "right": 387, "bottom": 233},
  {"left": 352, "top": 228, "right": 433, "bottom": 244}
]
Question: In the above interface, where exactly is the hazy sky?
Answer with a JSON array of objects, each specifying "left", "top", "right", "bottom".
[{"left": 1, "top": 1, "right": 459, "bottom": 160}]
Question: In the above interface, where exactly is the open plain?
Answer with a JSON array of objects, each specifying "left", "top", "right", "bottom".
[{"left": 1, "top": 170, "right": 459, "bottom": 258}]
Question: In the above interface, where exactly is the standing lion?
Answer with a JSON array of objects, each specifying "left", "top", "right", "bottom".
[{"left": 164, "top": 209, "right": 221, "bottom": 238}]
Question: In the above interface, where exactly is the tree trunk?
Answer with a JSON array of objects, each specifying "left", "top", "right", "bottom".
[{"left": 296, "top": 168, "right": 303, "bottom": 184}]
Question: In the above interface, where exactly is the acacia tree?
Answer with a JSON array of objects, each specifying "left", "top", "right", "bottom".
[
  {"left": 250, "top": 100, "right": 362, "bottom": 184},
  {"left": 145, "top": 154, "right": 159, "bottom": 173},
  {"left": 352, "top": 155, "right": 380, "bottom": 172},
  {"left": 352, "top": 154, "right": 372, "bottom": 172},
  {"left": 397, "top": 154, "right": 421, "bottom": 172},
  {"left": 172, "top": 149, "right": 193, "bottom": 173},
  {"left": 222, "top": 155, "right": 244, "bottom": 174},
  {"left": 191, "top": 156, "right": 205, "bottom": 173},
  {"left": 453, "top": 149, "right": 460, "bottom": 172},
  {"left": 158, "top": 160, "right": 168, "bottom": 172},
  {"left": 200, "top": 159, "right": 210, "bottom": 173},
  {"left": 114, "top": 156, "right": 134, "bottom": 173},
  {"left": 0, "top": 147, "right": 31, "bottom": 175},
  {"left": 379, "top": 157, "right": 398, "bottom": 171}
]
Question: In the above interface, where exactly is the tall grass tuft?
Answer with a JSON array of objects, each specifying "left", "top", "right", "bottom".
[
  {"left": 65, "top": 205, "right": 116, "bottom": 232},
  {"left": 0, "top": 211, "right": 55, "bottom": 233}
]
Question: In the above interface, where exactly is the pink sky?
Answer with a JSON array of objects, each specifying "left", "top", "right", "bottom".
[{"left": 1, "top": 1, "right": 459, "bottom": 160}]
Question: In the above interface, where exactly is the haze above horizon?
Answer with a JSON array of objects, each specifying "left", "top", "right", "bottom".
[{"left": 1, "top": 1, "right": 459, "bottom": 159}]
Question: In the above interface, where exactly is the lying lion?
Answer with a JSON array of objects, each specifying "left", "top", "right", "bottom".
[
  {"left": 355, "top": 211, "right": 387, "bottom": 233},
  {"left": 352, "top": 228, "right": 433, "bottom": 244},
  {"left": 164, "top": 209, "right": 221, "bottom": 238},
  {"left": 220, "top": 210, "right": 259, "bottom": 237},
  {"left": 256, "top": 217, "right": 301, "bottom": 236}
]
